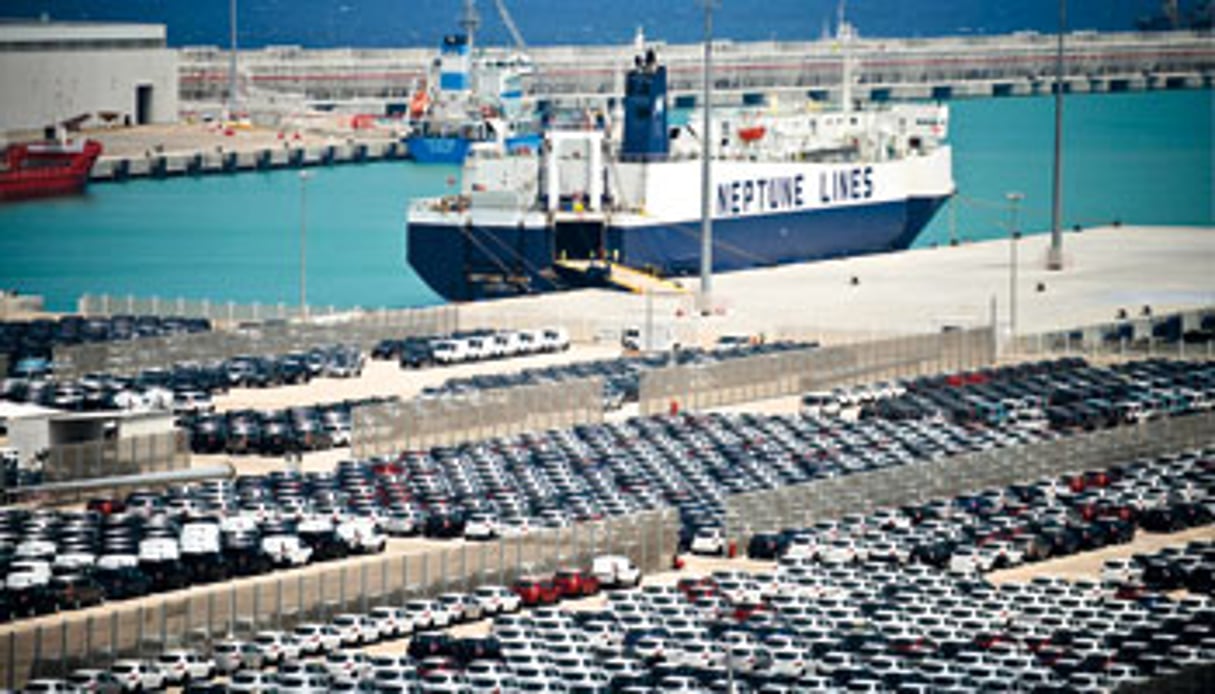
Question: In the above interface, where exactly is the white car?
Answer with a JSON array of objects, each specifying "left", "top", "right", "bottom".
[
  {"left": 689, "top": 528, "right": 726, "bottom": 555},
  {"left": 252, "top": 631, "right": 302, "bottom": 665},
  {"left": 405, "top": 599, "right": 452, "bottom": 630},
  {"left": 331, "top": 613, "right": 378, "bottom": 646},
  {"left": 292, "top": 623, "right": 342, "bottom": 655},
  {"left": 336, "top": 518, "right": 387, "bottom": 554},
  {"left": 110, "top": 660, "right": 166, "bottom": 691},
  {"left": 463, "top": 513, "right": 500, "bottom": 541},
  {"left": 472, "top": 585, "right": 522, "bottom": 615},
  {"left": 157, "top": 649, "right": 214, "bottom": 684},
  {"left": 228, "top": 670, "right": 280, "bottom": 693},
  {"left": 261, "top": 535, "right": 313, "bottom": 567},
  {"left": 368, "top": 606, "right": 413, "bottom": 639}
]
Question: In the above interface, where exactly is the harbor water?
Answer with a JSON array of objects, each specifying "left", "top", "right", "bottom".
[{"left": 0, "top": 89, "right": 1210, "bottom": 312}]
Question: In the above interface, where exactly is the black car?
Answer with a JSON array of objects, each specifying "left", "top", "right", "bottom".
[
  {"left": 400, "top": 340, "right": 435, "bottom": 369},
  {"left": 48, "top": 573, "right": 106, "bottom": 610},
  {"left": 746, "top": 533, "right": 788, "bottom": 560}
]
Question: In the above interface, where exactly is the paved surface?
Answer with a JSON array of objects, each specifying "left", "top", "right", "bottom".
[
  {"left": 987, "top": 525, "right": 1215, "bottom": 585},
  {"left": 461, "top": 225, "right": 1215, "bottom": 344},
  {"left": 82, "top": 123, "right": 400, "bottom": 159}
]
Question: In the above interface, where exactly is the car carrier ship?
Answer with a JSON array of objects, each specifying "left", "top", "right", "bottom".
[{"left": 406, "top": 45, "right": 954, "bottom": 302}]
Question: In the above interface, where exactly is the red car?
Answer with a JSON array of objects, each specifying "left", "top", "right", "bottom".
[
  {"left": 553, "top": 568, "right": 600, "bottom": 598},
  {"left": 86, "top": 497, "right": 126, "bottom": 515},
  {"left": 511, "top": 576, "right": 560, "bottom": 607}
]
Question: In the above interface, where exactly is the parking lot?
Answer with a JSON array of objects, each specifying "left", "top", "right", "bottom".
[{"left": 2, "top": 309, "right": 1213, "bottom": 691}]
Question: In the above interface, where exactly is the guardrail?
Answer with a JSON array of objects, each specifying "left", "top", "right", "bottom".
[
  {"left": 724, "top": 410, "right": 1215, "bottom": 550},
  {"left": 0, "top": 508, "right": 677, "bottom": 690},
  {"left": 352, "top": 378, "right": 604, "bottom": 458}
]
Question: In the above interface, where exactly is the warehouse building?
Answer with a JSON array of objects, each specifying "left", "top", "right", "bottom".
[{"left": 0, "top": 19, "right": 177, "bottom": 136}]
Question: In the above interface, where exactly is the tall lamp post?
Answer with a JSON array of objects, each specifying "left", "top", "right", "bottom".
[
  {"left": 299, "top": 170, "right": 311, "bottom": 320},
  {"left": 1007, "top": 192, "right": 1024, "bottom": 340}
]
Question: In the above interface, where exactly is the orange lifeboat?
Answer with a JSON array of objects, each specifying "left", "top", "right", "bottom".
[
  {"left": 738, "top": 125, "right": 766, "bottom": 143},
  {"left": 409, "top": 90, "right": 432, "bottom": 119}
]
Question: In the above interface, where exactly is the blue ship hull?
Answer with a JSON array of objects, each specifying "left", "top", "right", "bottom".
[
  {"left": 405, "top": 136, "right": 472, "bottom": 164},
  {"left": 408, "top": 195, "right": 949, "bottom": 302},
  {"left": 406, "top": 133, "right": 543, "bottom": 164}
]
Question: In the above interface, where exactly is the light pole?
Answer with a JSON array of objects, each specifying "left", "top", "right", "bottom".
[
  {"left": 299, "top": 170, "right": 311, "bottom": 320},
  {"left": 698, "top": 0, "right": 718, "bottom": 316},
  {"left": 1007, "top": 192, "right": 1024, "bottom": 339}
]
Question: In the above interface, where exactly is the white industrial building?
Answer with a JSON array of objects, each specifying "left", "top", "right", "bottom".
[{"left": 0, "top": 20, "right": 178, "bottom": 136}]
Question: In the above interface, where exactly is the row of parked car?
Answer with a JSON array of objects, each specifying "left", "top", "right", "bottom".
[
  {"left": 421, "top": 339, "right": 815, "bottom": 410},
  {"left": 0, "top": 481, "right": 391, "bottom": 622},
  {"left": 802, "top": 357, "right": 1214, "bottom": 432},
  {"left": 371, "top": 327, "right": 571, "bottom": 369},
  {"left": 733, "top": 448, "right": 1211, "bottom": 578},
  {"left": 1, "top": 314, "right": 212, "bottom": 373},
  {"left": 179, "top": 397, "right": 395, "bottom": 456},
  {"left": 5, "top": 358, "right": 1201, "bottom": 623},
  {"left": 0, "top": 343, "right": 366, "bottom": 414},
  {"left": 20, "top": 554, "right": 643, "bottom": 693}
]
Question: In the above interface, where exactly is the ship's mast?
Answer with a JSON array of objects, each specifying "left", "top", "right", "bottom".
[
  {"left": 838, "top": 1, "right": 855, "bottom": 113},
  {"left": 460, "top": 0, "right": 480, "bottom": 52},
  {"left": 698, "top": 0, "right": 717, "bottom": 314},
  {"left": 227, "top": 0, "right": 239, "bottom": 120}
]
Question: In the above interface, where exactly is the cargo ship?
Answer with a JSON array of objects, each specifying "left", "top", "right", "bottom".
[
  {"left": 0, "top": 138, "right": 103, "bottom": 202},
  {"left": 407, "top": 45, "right": 954, "bottom": 301}
]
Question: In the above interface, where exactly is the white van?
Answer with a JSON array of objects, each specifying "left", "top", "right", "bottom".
[
  {"left": 261, "top": 535, "right": 313, "bottom": 567},
  {"left": 541, "top": 327, "right": 571, "bottom": 352},
  {"left": 181, "top": 522, "right": 222, "bottom": 555},
  {"left": 431, "top": 339, "right": 466, "bottom": 365},
  {"left": 591, "top": 554, "right": 641, "bottom": 589}
]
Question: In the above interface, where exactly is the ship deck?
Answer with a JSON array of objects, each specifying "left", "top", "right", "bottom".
[{"left": 458, "top": 225, "right": 1215, "bottom": 342}]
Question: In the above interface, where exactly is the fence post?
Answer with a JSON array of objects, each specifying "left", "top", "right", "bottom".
[
  {"left": 360, "top": 564, "right": 369, "bottom": 613},
  {"left": 136, "top": 605, "right": 146, "bottom": 657},
  {"left": 340, "top": 568, "right": 348, "bottom": 611},
  {"left": 6, "top": 631, "right": 14, "bottom": 691},
  {"left": 60, "top": 619, "right": 67, "bottom": 678},
  {"left": 228, "top": 585, "right": 236, "bottom": 637}
]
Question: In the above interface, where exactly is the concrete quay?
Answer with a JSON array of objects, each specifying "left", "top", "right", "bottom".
[
  {"left": 85, "top": 123, "right": 407, "bottom": 182},
  {"left": 458, "top": 225, "right": 1215, "bottom": 343}
]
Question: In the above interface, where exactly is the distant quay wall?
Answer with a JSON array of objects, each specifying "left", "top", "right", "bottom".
[{"left": 177, "top": 30, "right": 1214, "bottom": 110}]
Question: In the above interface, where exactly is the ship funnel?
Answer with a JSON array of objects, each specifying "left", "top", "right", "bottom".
[{"left": 621, "top": 51, "right": 669, "bottom": 162}]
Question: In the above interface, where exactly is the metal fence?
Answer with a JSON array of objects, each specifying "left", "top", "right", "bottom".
[
  {"left": 0, "top": 431, "right": 190, "bottom": 496},
  {"left": 0, "top": 508, "right": 676, "bottom": 691},
  {"left": 1011, "top": 307, "right": 1215, "bottom": 362},
  {"left": 53, "top": 306, "right": 459, "bottom": 379},
  {"left": 352, "top": 379, "right": 604, "bottom": 458},
  {"left": 724, "top": 411, "right": 1215, "bottom": 549},
  {"left": 43, "top": 432, "right": 188, "bottom": 484},
  {"left": 78, "top": 294, "right": 365, "bottom": 324},
  {"left": 638, "top": 327, "right": 997, "bottom": 416}
]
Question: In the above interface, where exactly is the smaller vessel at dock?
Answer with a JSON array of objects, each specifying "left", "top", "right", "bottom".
[{"left": 0, "top": 138, "right": 103, "bottom": 202}]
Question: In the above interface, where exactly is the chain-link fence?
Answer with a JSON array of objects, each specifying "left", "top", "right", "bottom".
[
  {"left": 53, "top": 306, "right": 459, "bottom": 379},
  {"left": 638, "top": 327, "right": 996, "bottom": 416},
  {"left": 352, "top": 379, "right": 604, "bottom": 458},
  {"left": 724, "top": 410, "right": 1215, "bottom": 549},
  {"left": 0, "top": 508, "right": 676, "bottom": 690},
  {"left": 1011, "top": 307, "right": 1215, "bottom": 363}
]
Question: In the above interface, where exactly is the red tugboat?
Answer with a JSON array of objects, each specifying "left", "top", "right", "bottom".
[{"left": 0, "top": 138, "right": 103, "bottom": 202}]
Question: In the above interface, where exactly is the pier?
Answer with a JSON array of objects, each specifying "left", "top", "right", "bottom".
[{"left": 177, "top": 30, "right": 1214, "bottom": 112}]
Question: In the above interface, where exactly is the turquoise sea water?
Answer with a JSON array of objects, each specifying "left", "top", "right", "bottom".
[{"left": 0, "top": 89, "right": 1210, "bottom": 312}]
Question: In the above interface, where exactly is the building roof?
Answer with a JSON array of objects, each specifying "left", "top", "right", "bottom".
[{"left": 0, "top": 19, "right": 166, "bottom": 44}]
